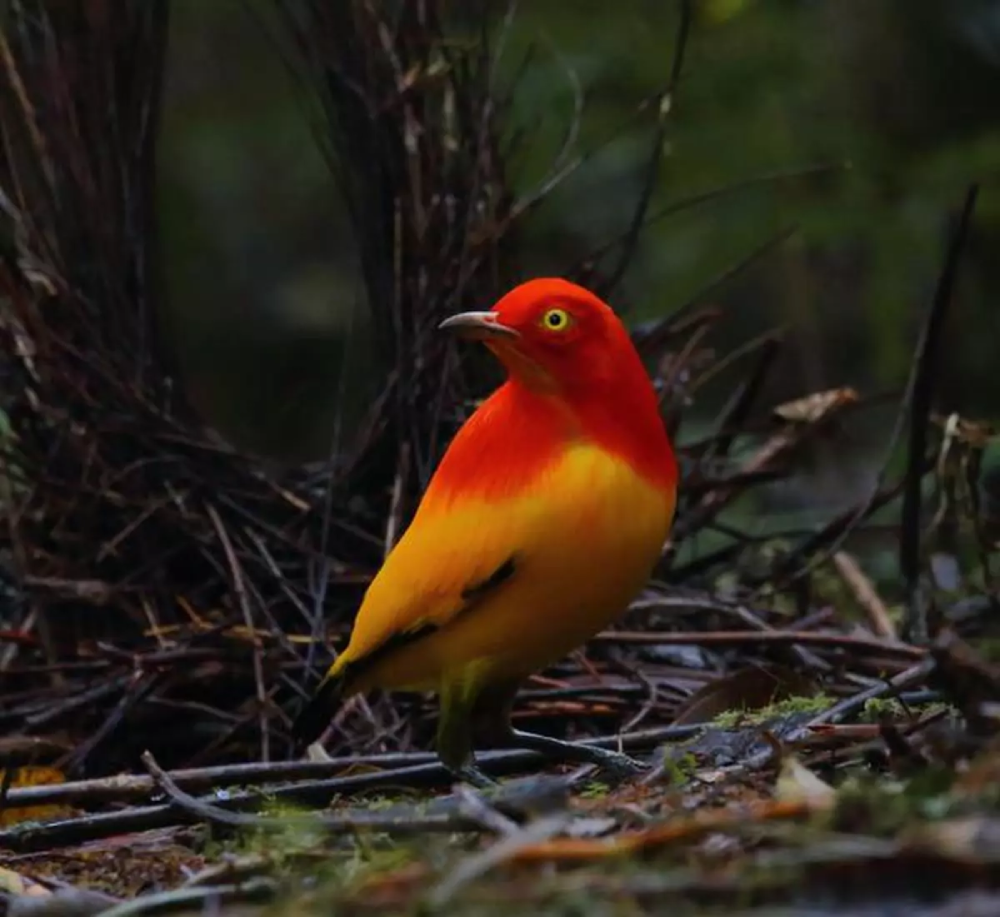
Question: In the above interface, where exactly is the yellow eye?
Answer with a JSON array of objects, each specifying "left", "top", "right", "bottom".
[{"left": 541, "top": 308, "right": 571, "bottom": 332}]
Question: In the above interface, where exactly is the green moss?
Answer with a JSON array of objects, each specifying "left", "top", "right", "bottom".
[
  {"left": 658, "top": 751, "right": 699, "bottom": 786},
  {"left": 578, "top": 781, "right": 612, "bottom": 799},
  {"left": 711, "top": 693, "right": 833, "bottom": 729},
  {"left": 859, "top": 697, "right": 954, "bottom": 723},
  {"left": 859, "top": 697, "right": 908, "bottom": 721}
]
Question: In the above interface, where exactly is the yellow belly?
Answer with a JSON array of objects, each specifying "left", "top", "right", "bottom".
[{"left": 359, "top": 444, "right": 675, "bottom": 694}]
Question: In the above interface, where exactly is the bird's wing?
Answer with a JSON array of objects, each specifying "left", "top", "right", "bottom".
[{"left": 332, "top": 497, "right": 524, "bottom": 685}]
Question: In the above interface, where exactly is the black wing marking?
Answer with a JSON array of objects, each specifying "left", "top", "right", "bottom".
[
  {"left": 461, "top": 554, "right": 517, "bottom": 603},
  {"left": 292, "top": 554, "right": 520, "bottom": 752},
  {"left": 337, "top": 553, "right": 519, "bottom": 691}
]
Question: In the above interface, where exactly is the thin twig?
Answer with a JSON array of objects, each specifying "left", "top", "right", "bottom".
[
  {"left": 832, "top": 551, "right": 897, "bottom": 640},
  {"left": 206, "top": 503, "right": 270, "bottom": 762},
  {"left": 595, "top": 629, "right": 925, "bottom": 659},
  {"left": 900, "top": 184, "right": 979, "bottom": 642},
  {"left": 600, "top": 0, "right": 694, "bottom": 296}
]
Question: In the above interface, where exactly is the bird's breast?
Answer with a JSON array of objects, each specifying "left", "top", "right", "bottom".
[
  {"left": 475, "top": 442, "right": 676, "bottom": 674},
  {"left": 521, "top": 442, "right": 674, "bottom": 595},
  {"left": 355, "top": 440, "right": 677, "bottom": 693}
]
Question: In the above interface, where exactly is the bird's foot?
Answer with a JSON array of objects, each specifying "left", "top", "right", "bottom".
[
  {"left": 450, "top": 763, "right": 499, "bottom": 789},
  {"left": 576, "top": 745, "right": 648, "bottom": 782},
  {"left": 510, "top": 729, "right": 647, "bottom": 781}
]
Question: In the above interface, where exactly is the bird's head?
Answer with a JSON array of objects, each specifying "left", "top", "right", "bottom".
[
  {"left": 439, "top": 278, "right": 638, "bottom": 395},
  {"left": 439, "top": 277, "right": 677, "bottom": 489}
]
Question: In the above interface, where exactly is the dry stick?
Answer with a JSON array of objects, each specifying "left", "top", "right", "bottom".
[
  {"left": 3, "top": 751, "right": 579, "bottom": 855},
  {"left": 657, "top": 319, "right": 716, "bottom": 410},
  {"left": 900, "top": 184, "right": 979, "bottom": 643},
  {"left": 637, "top": 226, "right": 797, "bottom": 360},
  {"left": 142, "top": 751, "right": 267, "bottom": 831},
  {"left": 669, "top": 400, "right": 825, "bottom": 545},
  {"left": 94, "top": 880, "right": 277, "bottom": 917},
  {"left": 621, "top": 607, "right": 843, "bottom": 689},
  {"left": 0, "top": 724, "right": 705, "bottom": 815},
  {"left": 705, "top": 334, "right": 784, "bottom": 463},
  {"left": 0, "top": 777, "right": 469, "bottom": 855},
  {"left": 452, "top": 784, "right": 521, "bottom": 836},
  {"left": 64, "top": 671, "right": 163, "bottom": 775},
  {"left": 383, "top": 441, "right": 409, "bottom": 557},
  {"left": 429, "top": 813, "right": 574, "bottom": 907},
  {"left": 0, "top": 27, "right": 54, "bottom": 196},
  {"left": 579, "top": 165, "right": 838, "bottom": 284},
  {"left": 600, "top": 0, "right": 693, "bottom": 296},
  {"left": 594, "top": 629, "right": 925, "bottom": 659},
  {"left": 22, "top": 675, "right": 130, "bottom": 728},
  {"left": 682, "top": 467, "right": 788, "bottom": 501},
  {"left": 632, "top": 591, "right": 834, "bottom": 673},
  {"left": 831, "top": 551, "right": 896, "bottom": 640},
  {"left": 303, "top": 268, "right": 360, "bottom": 678},
  {"left": 770, "top": 194, "right": 979, "bottom": 603},
  {"left": 206, "top": 502, "right": 269, "bottom": 763},
  {"left": 766, "top": 474, "right": 919, "bottom": 590},
  {"left": 446, "top": 0, "right": 528, "bottom": 315},
  {"left": 686, "top": 389, "right": 898, "bottom": 455}
]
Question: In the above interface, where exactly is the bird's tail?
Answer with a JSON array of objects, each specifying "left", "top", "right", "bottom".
[{"left": 291, "top": 670, "right": 344, "bottom": 755}]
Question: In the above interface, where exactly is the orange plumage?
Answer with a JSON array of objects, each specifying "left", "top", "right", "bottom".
[{"left": 293, "top": 278, "right": 678, "bottom": 782}]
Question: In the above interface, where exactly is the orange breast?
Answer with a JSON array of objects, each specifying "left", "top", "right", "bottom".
[{"left": 356, "top": 443, "right": 676, "bottom": 694}]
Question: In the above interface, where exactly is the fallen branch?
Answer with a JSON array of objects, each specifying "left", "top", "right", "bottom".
[
  {"left": 0, "top": 724, "right": 705, "bottom": 812},
  {"left": 595, "top": 629, "right": 926, "bottom": 659}
]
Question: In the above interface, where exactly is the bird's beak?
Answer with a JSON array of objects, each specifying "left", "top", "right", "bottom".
[{"left": 438, "top": 311, "right": 519, "bottom": 341}]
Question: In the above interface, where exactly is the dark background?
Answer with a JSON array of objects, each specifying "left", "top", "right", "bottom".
[{"left": 157, "top": 0, "right": 1000, "bottom": 550}]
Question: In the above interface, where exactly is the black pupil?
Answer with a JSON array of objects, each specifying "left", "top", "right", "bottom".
[{"left": 548, "top": 312, "right": 563, "bottom": 327}]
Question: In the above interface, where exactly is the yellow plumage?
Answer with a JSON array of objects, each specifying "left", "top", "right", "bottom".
[{"left": 337, "top": 443, "right": 675, "bottom": 696}]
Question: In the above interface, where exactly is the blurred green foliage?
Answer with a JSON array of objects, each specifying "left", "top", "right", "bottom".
[{"left": 157, "top": 0, "right": 1000, "bottom": 467}]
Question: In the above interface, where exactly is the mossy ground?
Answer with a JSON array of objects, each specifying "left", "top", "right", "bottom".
[{"left": 7, "top": 707, "right": 1000, "bottom": 916}]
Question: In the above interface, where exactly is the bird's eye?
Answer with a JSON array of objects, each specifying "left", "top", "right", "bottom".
[{"left": 541, "top": 308, "right": 571, "bottom": 332}]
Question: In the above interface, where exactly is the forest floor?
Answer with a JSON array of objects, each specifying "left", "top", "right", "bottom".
[{"left": 4, "top": 618, "right": 1000, "bottom": 917}]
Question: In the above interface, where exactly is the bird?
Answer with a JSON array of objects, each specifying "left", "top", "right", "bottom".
[{"left": 292, "top": 277, "right": 678, "bottom": 786}]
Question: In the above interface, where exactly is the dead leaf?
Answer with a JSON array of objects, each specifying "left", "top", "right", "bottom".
[
  {"left": 0, "top": 865, "right": 49, "bottom": 897},
  {"left": 670, "top": 665, "right": 821, "bottom": 726},
  {"left": 930, "top": 413, "right": 997, "bottom": 449},
  {"left": 775, "top": 755, "right": 836, "bottom": 810},
  {"left": 772, "top": 387, "right": 859, "bottom": 424}
]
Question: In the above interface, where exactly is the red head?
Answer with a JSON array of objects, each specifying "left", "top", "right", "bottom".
[
  {"left": 440, "top": 278, "right": 644, "bottom": 395},
  {"left": 439, "top": 278, "right": 677, "bottom": 490}
]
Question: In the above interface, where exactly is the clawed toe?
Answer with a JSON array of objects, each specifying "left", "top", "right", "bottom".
[
  {"left": 507, "top": 728, "right": 647, "bottom": 781},
  {"left": 591, "top": 750, "right": 648, "bottom": 781}
]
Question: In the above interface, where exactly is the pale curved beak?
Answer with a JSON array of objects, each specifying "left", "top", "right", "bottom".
[{"left": 438, "top": 311, "right": 519, "bottom": 340}]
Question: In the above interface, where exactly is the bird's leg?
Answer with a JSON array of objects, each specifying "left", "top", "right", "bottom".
[
  {"left": 476, "top": 680, "right": 647, "bottom": 781},
  {"left": 436, "top": 681, "right": 498, "bottom": 789}
]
